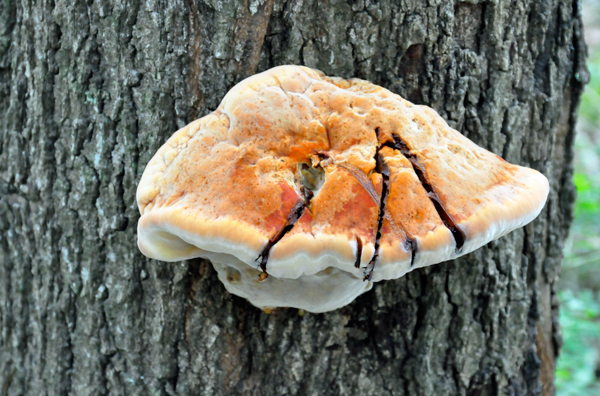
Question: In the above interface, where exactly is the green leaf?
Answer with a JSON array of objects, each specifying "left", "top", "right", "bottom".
[{"left": 574, "top": 173, "right": 592, "bottom": 193}]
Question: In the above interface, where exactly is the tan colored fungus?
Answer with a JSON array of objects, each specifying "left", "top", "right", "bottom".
[{"left": 136, "top": 65, "right": 549, "bottom": 313}]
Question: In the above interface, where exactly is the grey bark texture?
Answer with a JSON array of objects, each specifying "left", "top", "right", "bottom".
[{"left": 0, "top": 0, "right": 588, "bottom": 395}]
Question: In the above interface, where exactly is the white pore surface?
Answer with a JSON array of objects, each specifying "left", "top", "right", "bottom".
[
  {"left": 137, "top": 210, "right": 264, "bottom": 265},
  {"left": 204, "top": 252, "right": 373, "bottom": 313},
  {"left": 267, "top": 233, "right": 368, "bottom": 279}
]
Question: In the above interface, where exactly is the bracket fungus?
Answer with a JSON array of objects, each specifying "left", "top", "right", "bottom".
[{"left": 136, "top": 65, "right": 549, "bottom": 313}]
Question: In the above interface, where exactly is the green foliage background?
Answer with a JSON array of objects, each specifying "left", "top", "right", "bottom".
[{"left": 556, "top": 1, "right": 600, "bottom": 393}]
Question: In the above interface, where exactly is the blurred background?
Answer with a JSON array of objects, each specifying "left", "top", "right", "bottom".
[{"left": 555, "top": 0, "right": 600, "bottom": 394}]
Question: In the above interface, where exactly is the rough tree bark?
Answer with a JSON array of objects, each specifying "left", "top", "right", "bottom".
[{"left": 0, "top": 0, "right": 588, "bottom": 395}]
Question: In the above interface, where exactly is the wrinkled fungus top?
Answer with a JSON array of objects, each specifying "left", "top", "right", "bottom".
[{"left": 137, "top": 65, "right": 549, "bottom": 312}]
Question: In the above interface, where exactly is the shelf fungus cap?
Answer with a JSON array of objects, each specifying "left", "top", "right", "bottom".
[{"left": 136, "top": 65, "right": 549, "bottom": 313}]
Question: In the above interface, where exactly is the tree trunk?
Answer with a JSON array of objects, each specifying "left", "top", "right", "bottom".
[{"left": 0, "top": 0, "right": 587, "bottom": 395}]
